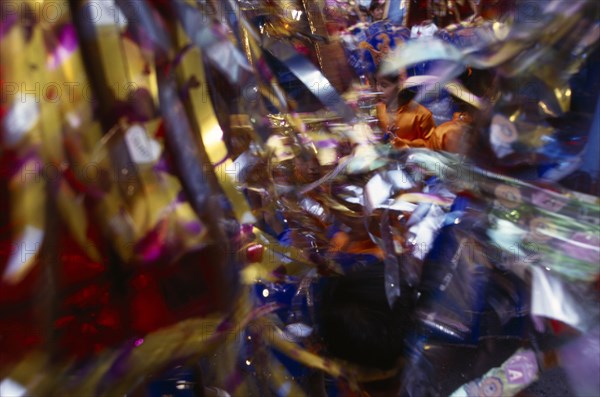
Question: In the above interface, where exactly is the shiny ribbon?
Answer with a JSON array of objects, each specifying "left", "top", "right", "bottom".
[
  {"left": 406, "top": 150, "right": 600, "bottom": 281},
  {"left": 262, "top": 39, "right": 356, "bottom": 123}
]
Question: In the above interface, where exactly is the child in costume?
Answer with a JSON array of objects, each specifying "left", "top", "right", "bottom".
[
  {"left": 375, "top": 72, "right": 436, "bottom": 148},
  {"left": 429, "top": 69, "right": 496, "bottom": 154}
]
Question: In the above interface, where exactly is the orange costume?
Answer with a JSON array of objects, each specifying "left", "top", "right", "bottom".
[
  {"left": 429, "top": 112, "right": 473, "bottom": 154},
  {"left": 377, "top": 101, "right": 436, "bottom": 148}
]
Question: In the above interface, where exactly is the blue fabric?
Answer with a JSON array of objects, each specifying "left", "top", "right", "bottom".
[{"left": 418, "top": 206, "right": 529, "bottom": 345}]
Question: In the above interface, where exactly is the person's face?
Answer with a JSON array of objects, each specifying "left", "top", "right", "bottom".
[
  {"left": 372, "top": 5, "right": 384, "bottom": 20},
  {"left": 376, "top": 77, "right": 397, "bottom": 105}
]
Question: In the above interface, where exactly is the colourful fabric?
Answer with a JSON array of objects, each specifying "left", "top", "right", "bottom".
[
  {"left": 387, "top": 101, "right": 436, "bottom": 148},
  {"left": 429, "top": 112, "right": 473, "bottom": 153}
]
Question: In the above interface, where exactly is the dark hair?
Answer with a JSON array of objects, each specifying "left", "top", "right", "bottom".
[
  {"left": 458, "top": 68, "right": 496, "bottom": 99},
  {"left": 376, "top": 73, "right": 400, "bottom": 85},
  {"left": 398, "top": 86, "right": 418, "bottom": 103},
  {"left": 375, "top": 61, "right": 400, "bottom": 84},
  {"left": 316, "top": 263, "right": 416, "bottom": 371},
  {"left": 450, "top": 68, "right": 497, "bottom": 114},
  {"left": 369, "top": 0, "right": 384, "bottom": 13}
]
